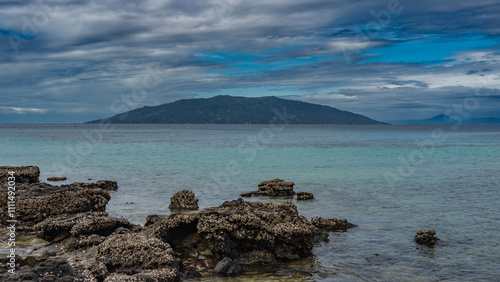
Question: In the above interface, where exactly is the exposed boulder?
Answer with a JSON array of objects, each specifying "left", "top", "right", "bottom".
[
  {"left": 47, "top": 176, "right": 67, "bottom": 181},
  {"left": 0, "top": 166, "right": 40, "bottom": 183},
  {"left": 153, "top": 198, "right": 326, "bottom": 270},
  {"left": 214, "top": 257, "right": 242, "bottom": 276},
  {"left": 296, "top": 192, "right": 314, "bottom": 200},
  {"left": 415, "top": 230, "right": 439, "bottom": 246},
  {"left": 96, "top": 233, "right": 179, "bottom": 279},
  {"left": 169, "top": 190, "right": 199, "bottom": 211},
  {"left": 240, "top": 178, "right": 296, "bottom": 197},
  {"left": 311, "top": 217, "right": 355, "bottom": 231}
]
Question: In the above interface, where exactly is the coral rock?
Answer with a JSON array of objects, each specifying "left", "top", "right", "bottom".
[
  {"left": 96, "top": 233, "right": 179, "bottom": 278},
  {"left": 169, "top": 190, "right": 199, "bottom": 211},
  {"left": 47, "top": 176, "right": 67, "bottom": 181},
  {"left": 296, "top": 191, "right": 314, "bottom": 200},
  {"left": 415, "top": 229, "right": 439, "bottom": 246},
  {"left": 0, "top": 166, "right": 40, "bottom": 183},
  {"left": 311, "top": 217, "right": 355, "bottom": 231},
  {"left": 154, "top": 198, "right": 326, "bottom": 269}
]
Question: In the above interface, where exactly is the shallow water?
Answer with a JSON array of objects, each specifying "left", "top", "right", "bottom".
[{"left": 1, "top": 124, "right": 499, "bottom": 281}]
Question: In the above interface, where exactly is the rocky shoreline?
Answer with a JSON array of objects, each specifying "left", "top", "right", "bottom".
[
  {"left": 0, "top": 166, "right": 358, "bottom": 281},
  {"left": 1, "top": 166, "right": 437, "bottom": 281}
]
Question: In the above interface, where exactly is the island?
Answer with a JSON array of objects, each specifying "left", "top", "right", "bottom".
[{"left": 87, "top": 95, "right": 384, "bottom": 124}]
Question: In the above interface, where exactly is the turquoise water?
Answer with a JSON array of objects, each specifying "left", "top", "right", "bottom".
[{"left": 1, "top": 124, "right": 499, "bottom": 281}]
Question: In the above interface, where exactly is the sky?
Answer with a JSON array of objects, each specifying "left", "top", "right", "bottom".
[{"left": 0, "top": 0, "right": 499, "bottom": 123}]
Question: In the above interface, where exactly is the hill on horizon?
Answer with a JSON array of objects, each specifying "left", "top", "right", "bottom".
[
  {"left": 390, "top": 114, "right": 500, "bottom": 125},
  {"left": 87, "top": 95, "right": 384, "bottom": 125}
]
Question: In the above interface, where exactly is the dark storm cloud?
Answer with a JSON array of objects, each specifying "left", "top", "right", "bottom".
[{"left": 0, "top": 0, "right": 499, "bottom": 122}]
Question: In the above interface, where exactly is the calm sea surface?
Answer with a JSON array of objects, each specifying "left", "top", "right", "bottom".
[{"left": 1, "top": 124, "right": 499, "bottom": 281}]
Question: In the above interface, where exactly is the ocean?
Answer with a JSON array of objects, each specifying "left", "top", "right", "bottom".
[{"left": 1, "top": 123, "right": 499, "bottom": 281}]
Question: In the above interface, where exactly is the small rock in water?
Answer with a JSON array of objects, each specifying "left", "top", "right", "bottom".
[
  {"left": 415, "top": 229, "right": 439, "bottom": 246},
  {"left": 47, "top": 176, "right": 67, "bottom": 181},
  {"left": 241, "top": 178, "right": 296, "bottom": 197},
  {"left": 311, "top": 216, "right": 355, "bottom": 231},
  {"left": 169, "top": 190, "right": 199, "bottom": 211},
  {"left": 296, "top": 191, "right": 314, "bottom": 200}
]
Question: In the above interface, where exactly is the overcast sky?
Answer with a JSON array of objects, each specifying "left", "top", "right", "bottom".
[{"left": 1, "top": 0, "right": 499, "bottom": 123}]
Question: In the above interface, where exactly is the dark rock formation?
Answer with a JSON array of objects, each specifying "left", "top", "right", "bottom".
[
  {"left": 96, "top": 233, "right": 179, "bottom": 280},
  {"left": 169, "top": 190, "right": 199, "bottom": 211},
  {"left": 214, "top": 257, "right": 242, "bottom": 276},
  {"left": 311, "top": 217, "right": 355, "bottom": 231},
  {"left": 241, "top": 178, "right": 296, "bottom": 197},
  {"left": 296, "top": 191, "right": 314, "bottom": 200},
  {"left": 35, "top": 212, "right": 131, "bottom": 243},
  {"left": 47, "top": 176, "right": 67, "bottom": 181},
  {"left": 0, "top": 165, "right": 40, "bottom": 183},
  {"left": 145, "top": 214, "right": 162, "bottom": 227},
  {"left": 0, "top": 186, "right": 111, "bottom": 229},
  {"left": 415, "top": 230, "right": 439, "bottom": 246},
  {"left": 0, "top": 256, "right": 96, "bottom": 281},
  {"left": 153, "top": 198, "right": 326, "bottom": 271}
]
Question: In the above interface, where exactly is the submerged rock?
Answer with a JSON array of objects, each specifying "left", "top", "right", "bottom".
[
  {"left": 241, "top": 178, "right": 296, "bottom": 197},
  {"left": 296, "top": 191, "right": 314, "bottom": 200},
  {"left": 0, "top": 165, "right": 40, "bottom": 183},
  {"left": 214, "top": 257, "right": 242, "bottom": 276},
  {"left": 153, "top": 198, "right": 326, "bottom": 270},
  {"left": 169, "top": 190, "right": 199, "bottom": 211},
  {"left": 415, "top": 229, "right": 439, "bottom": 246},
  {"left": 47, "top": 176, "right": 67, "bottom": 181},
  {"left": 311, "top": 217, "right": 355, "bottom": 231}
]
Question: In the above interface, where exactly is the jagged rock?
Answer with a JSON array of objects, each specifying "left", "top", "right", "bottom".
[
  {"left": 35, "top": 212, "right": 131, "bottom": 243},
  {"left": 0, "top": 256, "right": 94, "bottom": 281},
  {"left": 169, "top": 190, "right": 199, "bottom": 211},
  {"left": 47, "top": 176, "right": 67, "bottom": 181},
  {"left": 145, "top": 215, "right": 162, "bottom": 227},
  {"left": 96, "top": 233, "right": 179, "bottom": 279},
  {"left": 241, "top": 179, "right": 296, "bottom": 197},
  {"left": 73, "top": 180, "right": 119, "bottom": 191},
  {"left": 0, "top": 188, "right": 111, "bottom": 229},
  {"left": 296, "top": 192, "right": 314, "bottom": 200},
  {"left": 311, "top": 217, "right": 355, "bottom": 231},
  {"left": 0, "top": 166, "right": 40, "bottom": 183},
  {"left": 415, "top": 230, "right": 439, "bottom": 246},
  {"left": 154, "top": 198, "right": 326, "bottom": 270},
  {"left": 68, "top": 257, "right": 109, "bottom": 282}
]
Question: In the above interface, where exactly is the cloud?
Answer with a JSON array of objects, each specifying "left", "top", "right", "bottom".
[
  {"left": 0, "top": 0, "right": 499, "bottom": 122},
  {"left": 0, "top": 106, "right": 48, "bottom": 114}
]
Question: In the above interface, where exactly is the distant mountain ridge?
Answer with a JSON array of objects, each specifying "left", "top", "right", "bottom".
[
  {"left": 390, "top": 114, "right": 500, "bottom": 125},
  {"left": 87, "top": 95, "right": 384, "bottom": 124}
]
